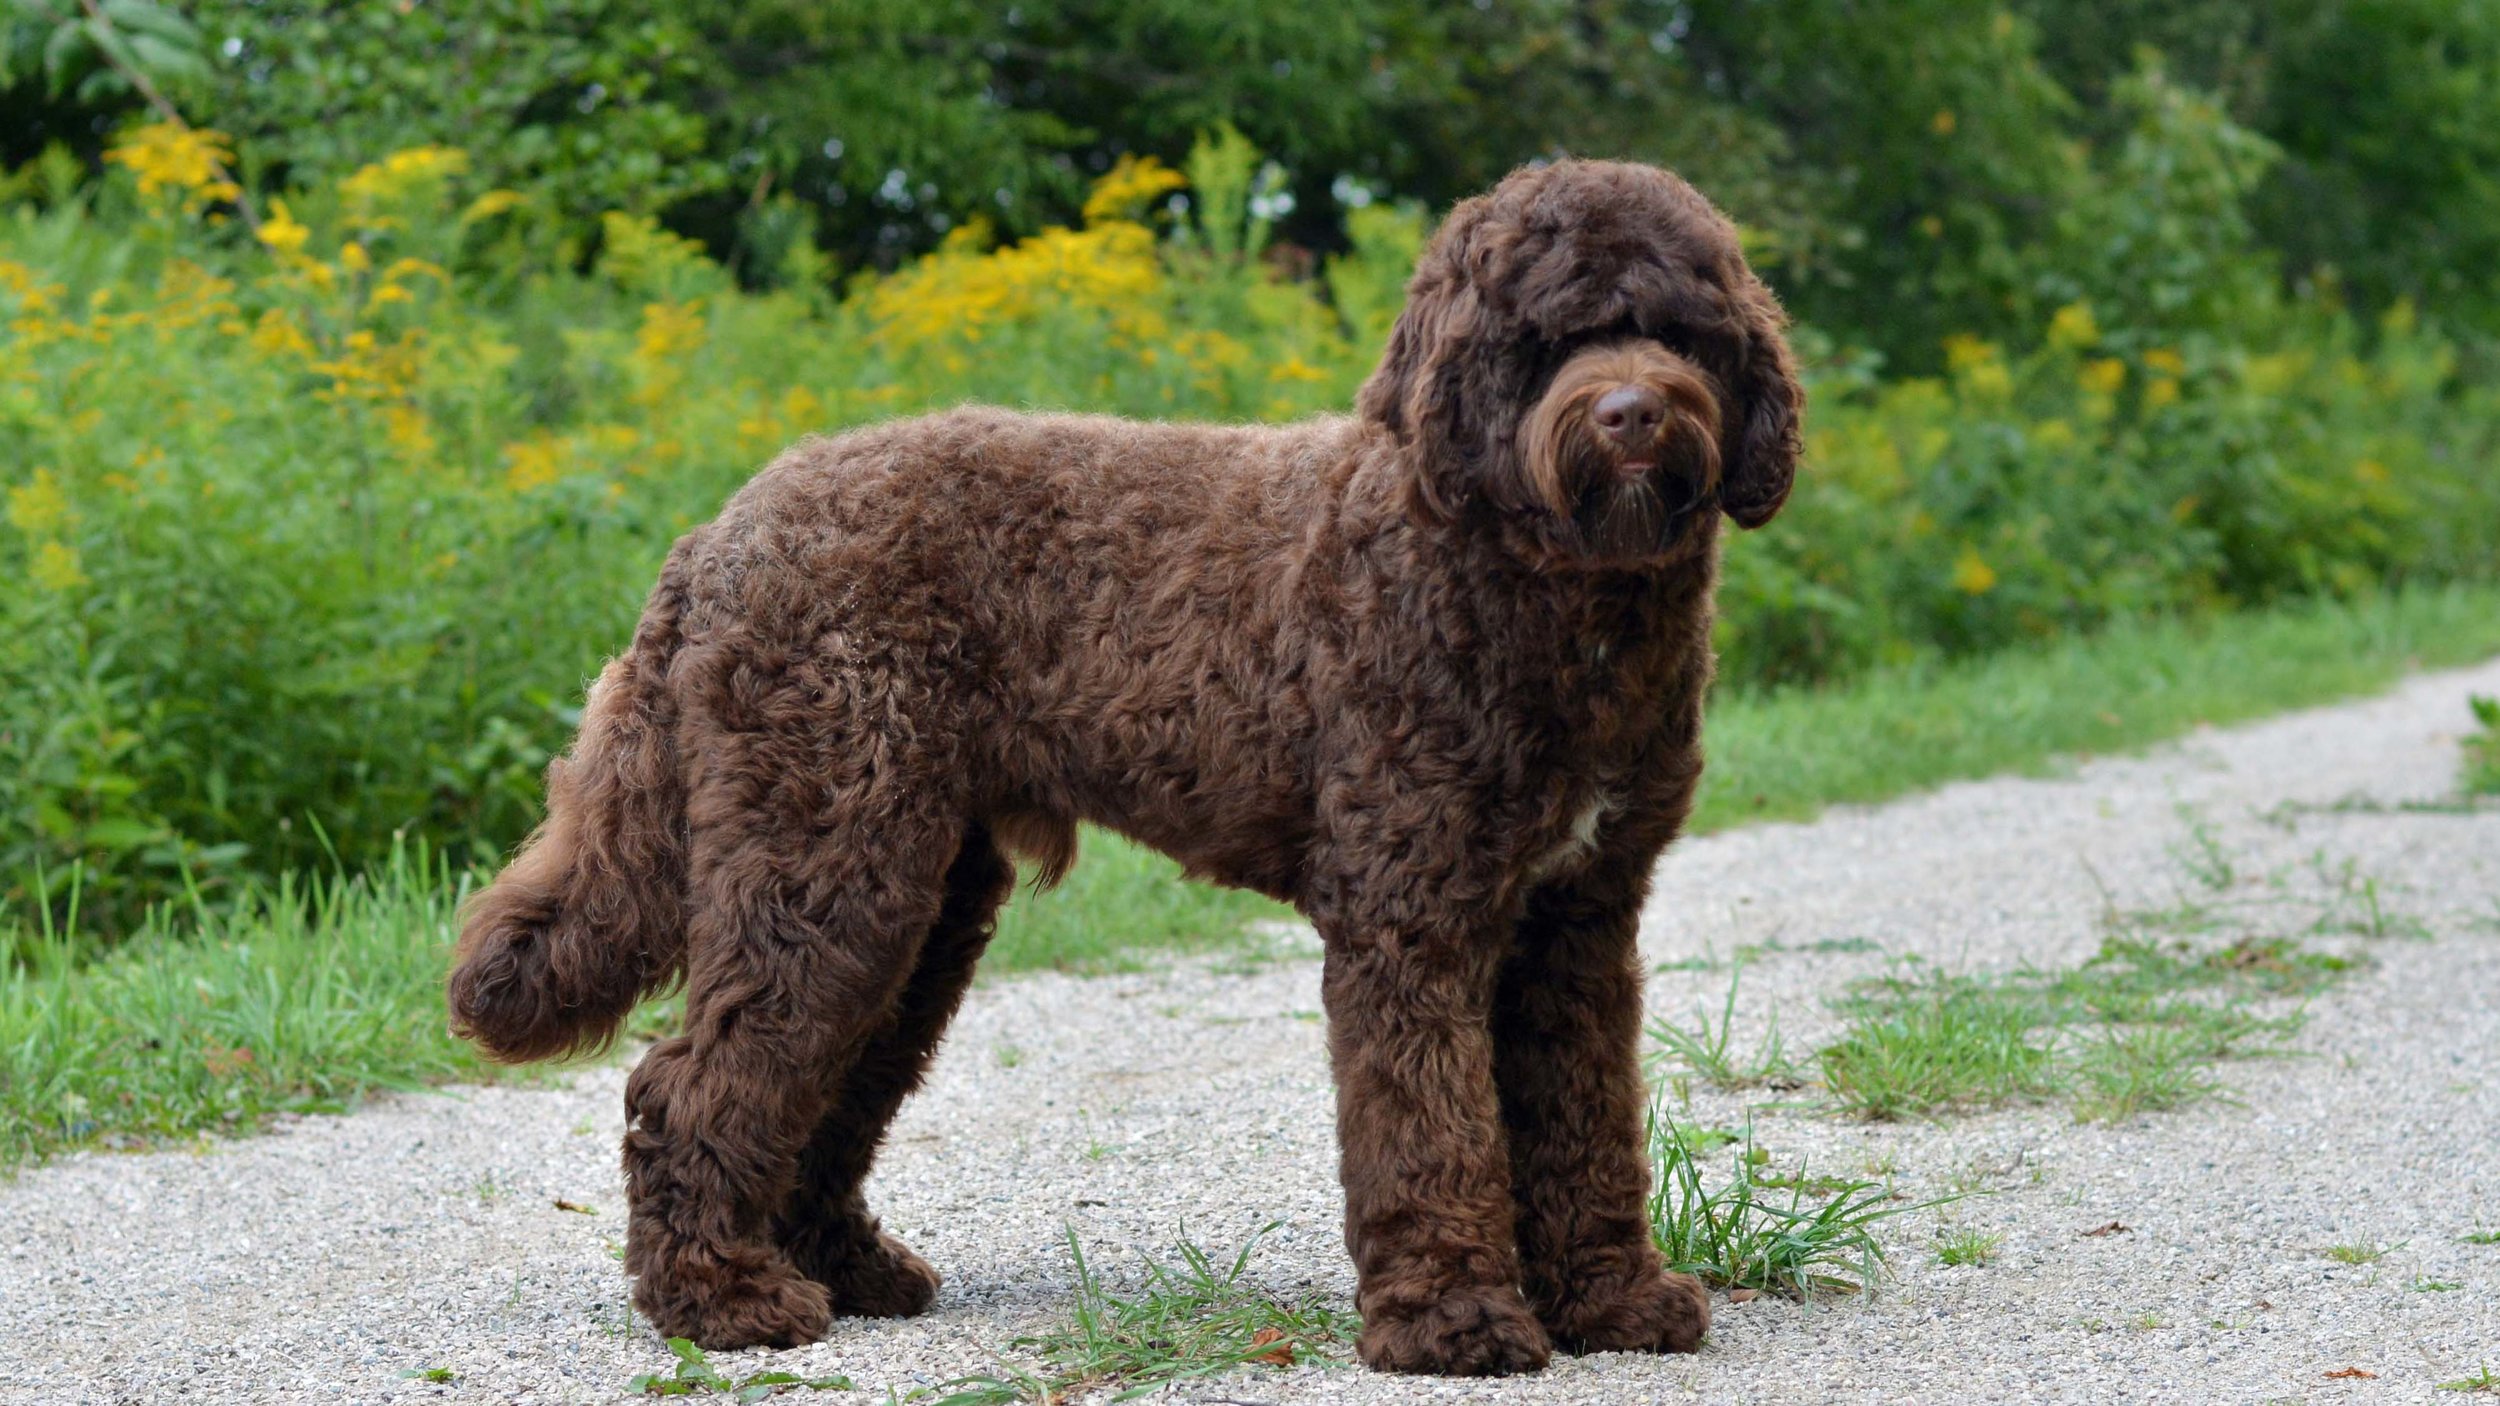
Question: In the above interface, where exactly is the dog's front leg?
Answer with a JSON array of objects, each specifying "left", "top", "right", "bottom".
[
  {"left": 1319, "top": 925, "right": 1554, "bottom": 1377},
  {"left": 1493, "top": 854, "right": 1708, "bottom": 1354}
]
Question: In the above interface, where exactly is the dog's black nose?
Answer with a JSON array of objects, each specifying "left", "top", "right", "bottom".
[{"left": 1593, "top": 384, "right": 1666, "bottom": 443}]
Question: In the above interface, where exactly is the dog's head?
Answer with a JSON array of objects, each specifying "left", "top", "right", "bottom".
[{"left": 1357, "top": 160, "right": 1804, "bottom": 566}]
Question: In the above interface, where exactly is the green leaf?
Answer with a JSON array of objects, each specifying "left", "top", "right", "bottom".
[{"left": 81, "top": 818, "right": 164, "bottom": 853}]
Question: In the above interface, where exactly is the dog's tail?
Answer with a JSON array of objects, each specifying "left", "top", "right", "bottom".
[{"left": 447, "top": 550, "right": 695, "bottom": 1064}]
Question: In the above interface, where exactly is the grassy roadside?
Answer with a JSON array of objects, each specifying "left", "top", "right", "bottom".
[{"left": 6, "top": 581, "right": 2497, "bottom": 1167}]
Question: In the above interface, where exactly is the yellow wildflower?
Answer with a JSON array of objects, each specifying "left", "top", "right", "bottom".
[
  {"left": 1931, "top": 109, "right": 1958, "bottom": 137},
  {"left": 869, "top": 221, "right": 1162, "bottom": 350},
  {"left": 635, "top": 301, "right": 708, "bottom": 362},
  {"left": 104, "top": 122, "right": 241, "bottom": 205},
  {"left": 2031, "top": 418, "right": 2076, "bottom": 449},
  {"left": 2145, "top": 377, "right": 2181, "bottom": 409},
  {"left": 384, "top": 405, "right": 437, "bottom": 458},
  {"left": 341, "top": 146, "right": 470, "bottom": 227},
  {"left": 258, "top": 198, "right": 312, "bottom": 255},
  {"left": 30, "top": 540, "right": 86, "bottom": 592},
  {"left": 2143, "top": 347, "right": 2186, "bottom": 376},
  {"left": 2078, "top": 357, "right": 2126, "bottom": 395},
  {"left": 340, "top": 241, "right": 373, "bottom": 274},
  {"left": 1268, "top": 355, "right": 1328, "bottom": 384},
  {"left": 2046, "top": 301, "right": 2099, "bottom": 349},
  {"left": 1944, "top": 334, "right": 2011, "bottom": 399},
  {"left": 368, "top": 283, "right": 414, "bottom": 309},
  {"left": 504, "top": 434, "right": 567, "bottom": 493},
  {"left": 7, "top": 467, "right": 71, "bottom": 534},
  {"left": 461, "top": 190, "right": 525, "bottom": 224},
  {"left": 1082, "top": 154, "right": 1189, "bottom": 226},
  {"left": 1952, "top": 544, "right": 1999, "bottom": 595},
  {"left": 248, "top": 309, "right": 315, "bottom": 360}
]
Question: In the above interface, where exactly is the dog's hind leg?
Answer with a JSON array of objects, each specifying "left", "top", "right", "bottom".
[
  {"left": 1492, "top": 852, "right": 1708, "bottom": 1355},
  {"left": 618, "top": 756, "right": 962, "bottom": 1350},
  {"left": 775, "top": 821, "right": 1014, "bottom": 1315}
]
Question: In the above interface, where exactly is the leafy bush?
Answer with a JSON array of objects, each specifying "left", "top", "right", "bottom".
[{"left": 2, "top": 124, "right": 2496, "bottom": 931}]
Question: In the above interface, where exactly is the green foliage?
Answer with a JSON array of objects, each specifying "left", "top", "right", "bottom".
[
  {"left": 0, "top": 841, "right": 493, "bottom": 1165},
  {"left": 6, "top": 113, "right": 2500, "bottom": 931},
  {"left": 2465, "top": 696, "right": 2500, "bottom": 797}
]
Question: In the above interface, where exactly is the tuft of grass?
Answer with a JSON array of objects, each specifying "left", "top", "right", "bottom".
[
  {"left": 2463, "top": 1229, "right": 2500, "bottom": 1246},
  {"left": 0, "top": 843, "right": 496, "bottom": 1168},
  {"left": 1935, "top": 1229, "right": 2004, "bottom": 1267},
  {"left": 2324, "top": 1243, "right": 2389, "bottom": 1265},
  {"left": 2440, "top": 1365, "right": 2500, "bottom": 1393},
  {"left": 626, "top": 1337, "right": 850, "bottom": 1399},
  {"left": 932, "top": 1225, "right": 1358, "bottom": 1405},
  {"left": 1816, "top": 856, "right": 2397, "bottom": 1123},
  {"left": 1818, "top": 971, "right": 2062, "bottom": 1120},
  {"left": 1645, "top": 964, "right": 1798, "bottom": 1090},
  {"left": 2466, "top": 696, "right": 2500, "bottom": 797},
  {"left": 1645, "top": 1108, "right": 1944, "bottom": 1296}
]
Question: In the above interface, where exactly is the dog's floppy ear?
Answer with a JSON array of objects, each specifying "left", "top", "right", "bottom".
[
  {"left": 1716, "top": 270, "right": 1804, "bottom": 530},
  {"left": 1356, "top": 196, "right": 1504, "bottom": 524}
]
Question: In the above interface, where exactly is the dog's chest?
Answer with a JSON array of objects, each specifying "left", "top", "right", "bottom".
[{"left": 1525, "top": 791, "right": 1613, "bottom": 882}]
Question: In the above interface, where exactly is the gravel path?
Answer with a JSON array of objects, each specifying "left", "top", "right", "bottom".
[{"left": 6, "top": 661, "right": 2498, "bottom": 1405}]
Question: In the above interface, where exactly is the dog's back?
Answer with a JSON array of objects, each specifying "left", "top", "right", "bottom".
[{"left": 697, "top": 406, "right": 1374, "bottom": 898}]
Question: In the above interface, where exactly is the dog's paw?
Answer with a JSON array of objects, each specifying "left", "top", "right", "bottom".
[
  {"left": 635, "top": 1257, "right": 834, "bottom": 1350},
  {"left": 1541, "top": 1268, "right": 1710, "bottom": 1355},
  {"left": 1358, "top": 1285, "right": 1553, "bottom": 1377},
  {"left": 794, "top": 1230, "right": 942, "bottom": 1319}
]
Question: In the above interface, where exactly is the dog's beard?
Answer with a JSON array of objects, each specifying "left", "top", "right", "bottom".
[{"left": 1574, "top": 471, "right": 1696, "bottom": 559}]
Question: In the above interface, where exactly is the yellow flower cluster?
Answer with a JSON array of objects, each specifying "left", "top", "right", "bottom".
[
  {"left": 1942, "top": 333, "right": 2012, "bottom": 399},
  {"left": 341, "top": 147, "right": 471, "bottom": 229},
  {"left": 871, "top": 220, "right": 1165, "bottom": 349},
  {"left": 1081, "top": 155, "right": 1189, "bottom": 226},
  {"left": 104, "top": 123, "right": 241, "bottom": 210},
  {"left": 7, "top": 467, "right": 84, "bottom": 592}
]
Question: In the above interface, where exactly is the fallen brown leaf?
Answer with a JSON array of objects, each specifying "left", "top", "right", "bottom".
[
  {"left": 552, "top": 1199, "right": 596, "bottom": 1215},
  {"left": 2324, "top": 1368, "right": 2377, "bottom": 1380},
  {"left": 1727, "top": 1289, "right": 1760, "bottom": 1304},
  {"left": 2080, "top": 1221, "right": 2131, "bottom": 1238},
  {"left": 1246, "top": 1327, "right": 1295, "bottom": 1366}
]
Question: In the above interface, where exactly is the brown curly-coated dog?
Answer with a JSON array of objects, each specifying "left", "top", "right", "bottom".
[{"left": 446, "top": 158, "right": 1803, "bottom": 1376}]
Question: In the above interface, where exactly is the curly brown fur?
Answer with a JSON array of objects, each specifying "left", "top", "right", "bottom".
[{"left": 446, "top": 158, "right": 1803, "bottom": 1371}]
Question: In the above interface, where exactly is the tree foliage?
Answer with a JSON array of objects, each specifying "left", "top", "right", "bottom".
[{"left": 4, "top": 0, "right": 2496, "bottom": 361}]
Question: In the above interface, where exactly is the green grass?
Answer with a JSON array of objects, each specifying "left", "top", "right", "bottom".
[
  {"left": 1645, "top": 1108, "right": 1944, "bottom": 1296},
  {"left": 1644, "top": 964, "right": 1800, "bottom": 1090},
  {"left": 1935, "top": 1229, "right": 2005, "bottom": 1267},
  {"left": 0, "top": 844, "right": 500, "bottom": 1167},
  {"left": 988, "top": 833, "right": 1287, "bottom": 974},
  {"left": 929, "top": 1225, "right": 1359, "bottom": 1404},
  {"left": 2466, "top": 695, "right": 2500, "bottom": 797},
  {"left": 1691, "top": 581, "right": 2500, "bottom": 832},
  {"left": 5, "top": 581, "right": 2495, "bottom": 1168},
  {"left": 1814, "top": 882, "right": 2377, "bottom": 1123}
]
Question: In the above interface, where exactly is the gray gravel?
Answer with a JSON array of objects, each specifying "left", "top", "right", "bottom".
[{"left": 5, "top": 660, "right": 2498, "bottom": 1405}]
